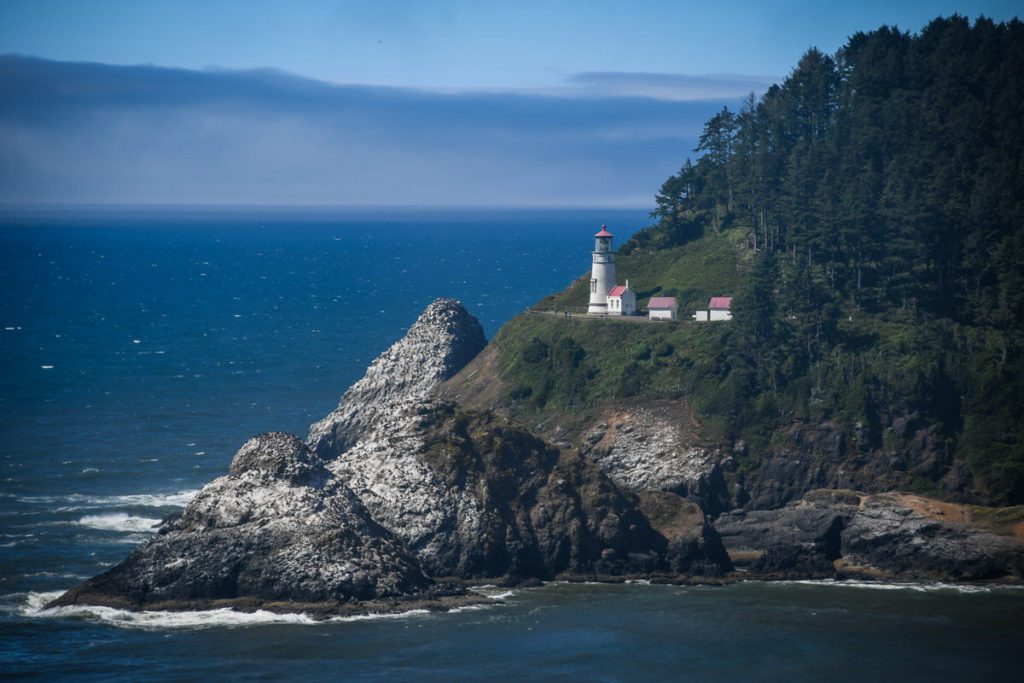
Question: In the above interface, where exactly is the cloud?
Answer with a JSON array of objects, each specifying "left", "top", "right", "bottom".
[
  {"left": 565, "top": 71, "right": 778, "bottom": 101},
  {"left": 0, "top": 56, "right": 745, "bottom": 207}
]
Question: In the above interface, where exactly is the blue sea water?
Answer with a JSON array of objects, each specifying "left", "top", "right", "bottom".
[{"left": 1, "top": 207, "right": 1022, "bottom": 681}]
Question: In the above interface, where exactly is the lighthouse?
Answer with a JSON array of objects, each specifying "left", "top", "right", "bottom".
[{"left": 588, "top": 225, "right": 617, "bottom": 314}]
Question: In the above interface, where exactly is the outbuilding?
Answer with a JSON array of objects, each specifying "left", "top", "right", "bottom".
[
  {"left": 648, "top": 296, "right": 678, "bottom": 321},
  {"left": 708, "top": 296, "right": 733, "bottom": 321}
]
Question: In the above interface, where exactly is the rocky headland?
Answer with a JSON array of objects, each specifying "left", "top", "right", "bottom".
[{"left": 52, "top": 298, "right": 1024, "bottom": 616}]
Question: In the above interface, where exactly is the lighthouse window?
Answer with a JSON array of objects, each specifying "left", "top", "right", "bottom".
[{"left": 590, "top": 279, "right": 597, "bottom": 293}]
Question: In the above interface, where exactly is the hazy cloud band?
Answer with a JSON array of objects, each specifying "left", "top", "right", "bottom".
[{"left": 0, "top": 56, "right": 758, "bottom": 206}]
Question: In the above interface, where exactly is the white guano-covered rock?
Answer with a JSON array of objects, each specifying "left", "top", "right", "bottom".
[{"left": 307, "top": 298, "right": 486, "bottom": 458}]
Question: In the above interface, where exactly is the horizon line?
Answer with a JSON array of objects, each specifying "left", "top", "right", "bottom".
[{"left": 0, "top": 201, "right": 655, "bottom": 212}]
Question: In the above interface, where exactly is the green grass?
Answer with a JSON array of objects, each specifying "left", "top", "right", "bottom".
[
  {"left": 489, "top": 310, "right": 730, "bottom": 434},
  {"left": 485, "top": 221, "right": 1024, "bottom": 505},
  {"left": 534, "top": 227, "right": 748, "bottom": 315},
  {"left": 968, "top": 504, "right": 1024, "bottom": 537}
]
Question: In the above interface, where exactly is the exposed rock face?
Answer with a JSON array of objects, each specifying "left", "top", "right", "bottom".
[
  {"left": 840, "top": 494, "right": 1024, "bottom": 580},
  {"left": 715, "top": 489, "right": 1024, "bottom": 580},
  {"left": 372, "top": 405, "right": 674, "bottom": 578},
  {"left": 308, "top": 298, "right": 487, "bottom": 458},
  {"left": 51, "top": 433, "right": 430, "bottom": 611},
  {"left": 636, "top": 491, "right": 733, "bottom": 574},
  {"left": 579, "top": 405, "right": 732, "bottom": 516},
  {"left": 737, "top": 419, "right": 974, "bottom": 510},
  {"left": 307, "top": 299, "right": 729, "bottom": 579}
]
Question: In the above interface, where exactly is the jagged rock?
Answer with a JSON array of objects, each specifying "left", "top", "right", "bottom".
[
  {"left": 636, "top": 491, "right": 732, "bottom": 575},
  {"left": 742, "top": 420, "right": 973, "bottom": 509},
  {"left": 714, "top": 489, "right": 1024, "bottom": 580},
  {"left": 582, "top": 405, "right": 731, "bottom": 515},
  {"left": 307, "top": 300, "right": 726, "bottom": 579},
  {"left": 331, "top": 403, "right": 681, "bottom": 579},
  {"left": 50, "top": 433, "right": 431, "bottom": 611},
  {"left": 228, "top": 431, "right": 324, "bottom": 484},
  {"left": 308, "top": 298, "right": 486, "bottom": 458},
  {"left": 839, "top": 494, "right": 1024, "bottom": 580}
]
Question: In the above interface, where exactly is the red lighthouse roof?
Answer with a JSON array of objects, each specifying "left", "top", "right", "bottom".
[{"left": 594, "top": 225, "right": 613, "bottom": 238}]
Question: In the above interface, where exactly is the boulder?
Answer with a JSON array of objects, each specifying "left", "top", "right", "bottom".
[
  {"left": 50, "top": 433, "right": 431, "bottom": 611},
  {"left": 714, "top": 489, "right": 1024, "bottom": 580}
]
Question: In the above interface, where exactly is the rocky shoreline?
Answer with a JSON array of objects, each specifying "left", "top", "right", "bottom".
[{"left": 49, "top": 299, "right": 1024, "bottom": 616}]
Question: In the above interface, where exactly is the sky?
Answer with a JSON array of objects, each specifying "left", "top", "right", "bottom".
[{"left": 0, "top": 0, "right": 1019, "bottom": 207}]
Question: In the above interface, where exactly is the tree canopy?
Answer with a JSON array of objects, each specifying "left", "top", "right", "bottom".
[{"left": 626, "top": 16, "right": 1024, "bottom": 503}]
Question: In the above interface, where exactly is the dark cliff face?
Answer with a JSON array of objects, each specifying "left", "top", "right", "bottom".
[
  {"left": 728, "top": 418, "right": 973, "bottom": 511},
  {"left": 716, "top": 489, "right": 1024, "bottom": 581},
  {"left": 414, "top": 405, "right": 727, "bottom": 579}
]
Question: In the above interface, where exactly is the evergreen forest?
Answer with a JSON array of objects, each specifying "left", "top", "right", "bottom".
[
  {"left": 626, "top": 16, "right": 1024, "bottom": 503},
  {"left": 482, "top": 16, "right": 1024, "bottom": 507}
]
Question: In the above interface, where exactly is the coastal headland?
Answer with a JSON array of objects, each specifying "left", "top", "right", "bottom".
[{"left": 50, "top": 296, "right": 1024, "bottom": 617}]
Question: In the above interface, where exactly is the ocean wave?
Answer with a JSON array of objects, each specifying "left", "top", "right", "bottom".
[
  {"left": 483, "top": 590, "right": 516, "bottom": 600},
  {"left": 76, "top": 513, "right": 162, "bottom": 533},
  {"left": 20, "top": 571, "right": 87, "bottom": 580},
  {"left": 446, "top": 603, "right": 498, "bottom": 614},
  {"left": 469, "top": 586, "right": 517, "bottom": 601},
  {"left": 772, "top": 579, "right": 1023, "bottom": 594},
  {"left": 19, "top": 489, "right": 198, "bottom": 511},
  {"left": 18, "top": 592, "right": 433, "bottom": 630}
]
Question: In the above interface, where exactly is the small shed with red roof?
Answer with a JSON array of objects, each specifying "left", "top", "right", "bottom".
[
  {"left": 693, "top": 296, "right": 733, "bottom": 321},
  {"left": 648, "top": 296, "right": 678, "bottom": 321},
  {"left": 708, "top": 296, "right": 733, "bottom": 321}
]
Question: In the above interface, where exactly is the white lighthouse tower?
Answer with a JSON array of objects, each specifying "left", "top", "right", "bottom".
[{"left": 588, "top": 225, "right": 617, "bottom": 314}]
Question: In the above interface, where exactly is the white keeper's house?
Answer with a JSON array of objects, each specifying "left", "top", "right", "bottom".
[{"left": 607, "top": 281, "right": 636, "bottom": 316}]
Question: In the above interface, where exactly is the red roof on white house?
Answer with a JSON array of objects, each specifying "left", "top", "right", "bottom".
[
  {"left": 709, "top": 296, "right": 732, "bottom": 309},
  {"left": 608, "top": 285, "right": 627, "bottom": 297},
  {"left": 648, "top": 296, "right": 678, "bottom": 309},
  {"left": 594, "top": 225, "right": 614, "bottom": 238}
]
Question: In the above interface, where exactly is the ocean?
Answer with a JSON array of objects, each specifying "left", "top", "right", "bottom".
[{"left": 1, "top": 207, "right": 1022, "bottom": 681}]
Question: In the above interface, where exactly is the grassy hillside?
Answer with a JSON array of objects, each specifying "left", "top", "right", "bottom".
[
  {"left": 533, "top": 227, "right": 747, "bottom": 316},
  {"left": 445, "top": 222, "right": 1023, "bottom": 506},
  {"left": 450, "top": 17, "right": 1024, "bottom": 506}
]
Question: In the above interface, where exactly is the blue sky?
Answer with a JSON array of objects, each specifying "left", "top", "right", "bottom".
[{"left": 0, "top": 1, "right": 1019, "bottom": 206}]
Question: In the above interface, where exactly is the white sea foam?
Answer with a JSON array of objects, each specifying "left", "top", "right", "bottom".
[
  {"left": 447, "top": 603, "right": 497, "bottom": 614},
  {"left": 20, "top": 591, "right": 433, "bottom": 630},
  {"left": 76, "top": 513, "right": 162, "bottom": 533},
  {"left": 772, "top": 579, "right": 1022, "bottom": 594},
  {"left": 483, "top": 590, "right": 516, "bottom": 600},
  {"left": 27, "top": 489, "right": 198, "bottom": 511}
]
